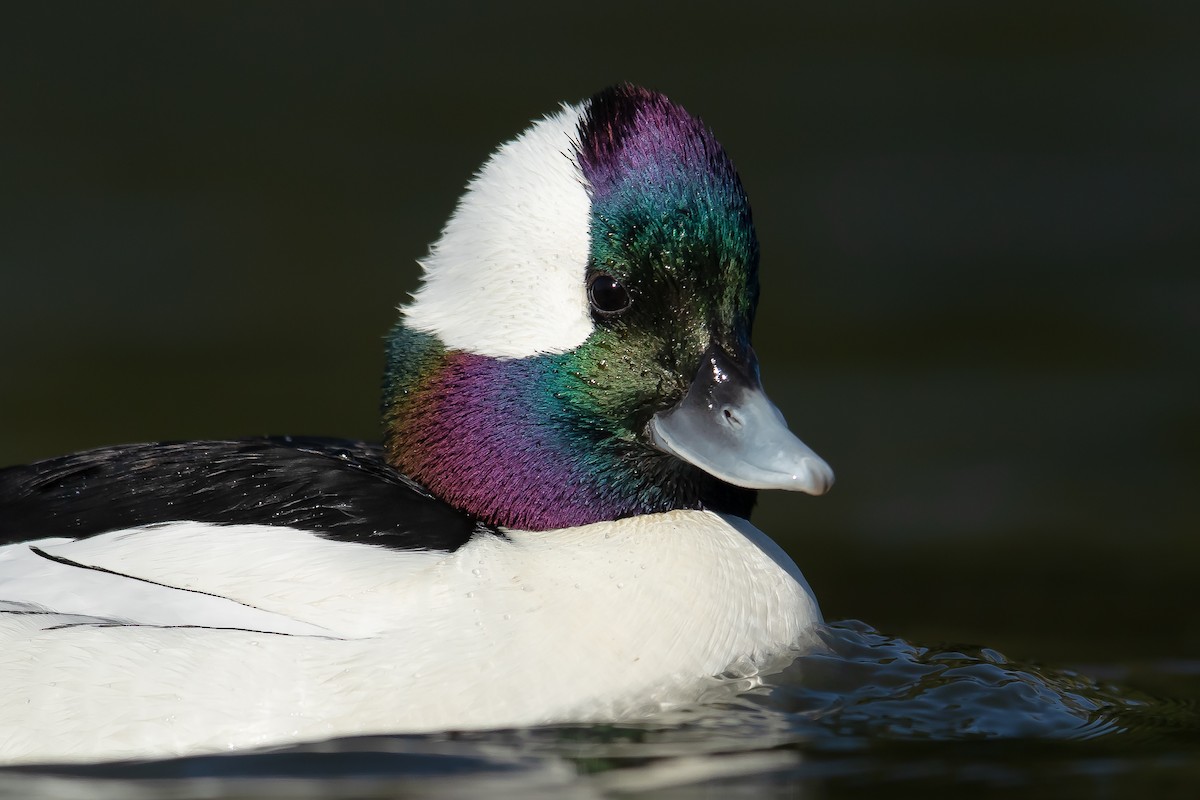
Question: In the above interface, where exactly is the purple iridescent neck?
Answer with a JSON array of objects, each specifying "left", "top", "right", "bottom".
[{"left": 381, "top": 327, "right": 754, "bottom": 531}]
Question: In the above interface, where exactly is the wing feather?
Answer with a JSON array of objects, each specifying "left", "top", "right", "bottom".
[
  {"left": 0, "top": 438, "right": 478, "bottom": 635},
  {"left": 0, "top": 437, "right": 486, "bottom": 552}
]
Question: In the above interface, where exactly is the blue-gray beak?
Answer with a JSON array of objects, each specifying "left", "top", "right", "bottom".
[{"left": 648, "top": 343, "right": 834, "bottom": 495}]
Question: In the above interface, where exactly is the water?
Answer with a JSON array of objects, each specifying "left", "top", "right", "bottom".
[{"left": 3, "top": 621, "right": 1195, "bottom": 798}]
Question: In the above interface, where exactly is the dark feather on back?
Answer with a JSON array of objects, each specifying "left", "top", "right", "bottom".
[{"left": 0, "top": 437, "right": 486, "bottom": 551}]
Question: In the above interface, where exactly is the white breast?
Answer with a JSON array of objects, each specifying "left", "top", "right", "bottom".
[{"left": 0, "top": 511, "right": 820, "bottom": 763}]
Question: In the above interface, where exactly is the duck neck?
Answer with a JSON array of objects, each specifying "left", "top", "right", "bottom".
[{"left": 381, "top": 325, "right": 754, "bottom": 531}]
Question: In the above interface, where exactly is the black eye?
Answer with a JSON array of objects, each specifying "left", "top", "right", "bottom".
[{"left": 587, "top": 274, "right": 631, "bottom": 317}]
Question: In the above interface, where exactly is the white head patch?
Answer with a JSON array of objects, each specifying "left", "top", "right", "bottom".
[{"left": 402, "top": 103, "right": 594, "bottom": 358}]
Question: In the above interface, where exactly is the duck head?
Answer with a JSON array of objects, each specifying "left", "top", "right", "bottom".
[{"left": 382, "top": 85, "right": 833, "bottom": 531}]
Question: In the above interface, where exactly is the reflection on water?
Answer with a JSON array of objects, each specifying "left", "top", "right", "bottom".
[{"left": 3, "top": 621, "right": 1196, "bottom": 798}]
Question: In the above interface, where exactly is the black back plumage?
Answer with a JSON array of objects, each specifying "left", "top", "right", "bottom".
[{"left": 0, "top": 437, "right": 486, "bottom": 551}]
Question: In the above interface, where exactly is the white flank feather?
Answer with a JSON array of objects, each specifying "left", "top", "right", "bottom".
[{"left": 0, "top": 512, "right": 821, "bottom": 763}]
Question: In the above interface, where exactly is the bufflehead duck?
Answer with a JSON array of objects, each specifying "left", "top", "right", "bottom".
[{"left": 0, "top": 84, "right": 833, "bottom": 764}]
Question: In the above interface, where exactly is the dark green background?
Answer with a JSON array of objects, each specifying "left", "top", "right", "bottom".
[{"left": 2, "top": 2, "right": 1196, "bottom": 664}]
